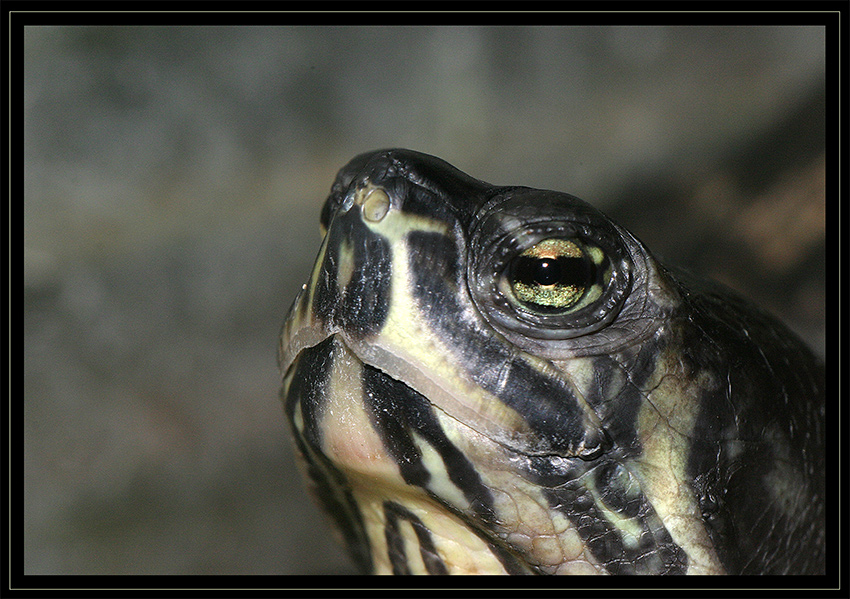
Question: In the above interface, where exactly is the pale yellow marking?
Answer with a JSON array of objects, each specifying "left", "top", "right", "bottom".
[
  {"left": 336, "top": 237, "right": 355, "bottom": 292},
  {"left": 343, "top": 209, "right": 537, "bottom": 451},
  {"left": 413, "top": 503, "right": 512, "bottom": 574},
  {"left": 553, "top": 355, "right": 604, "bottom": 401},
  {"left": 560, "top": 344, "right": 726, "bottom": 574},
  {"left": 585, "top": 245, "right": 605, "bottom": 265},
  {"left": 320, "top": 337, "right": 404, "bottom": 482},
  {"left": 398, "top": 518, "right": 428, "bottom": 574},
  {"left": 559, "top": 527, "right": 585, "bottom": 561},
  {"left": 582, "top": 463, "right": 644, "bottom": 550},
  {"left": 360, "top": 188, "right": 391, "bottom": 222},
  {"left": 556, "top": 560, "right": 605, "bottom": 575},
  {"left": 355, "top": 488, "right": 392, "bottom": 573},
  {"left": 633, "top": 351, "right": 726, "bottom": 575},
  {"left": 363, "top": 201, "right": 450, "bottom": 238},
  {"left": 351, "top": 483, "right": 511, "bottom": 575},
  {"left": 292, "top": 400, "right": 304, "bottom": 434},
  {"left": 531, "top": 534, "right": 568, "bottom": 566},
  {"left": 411, "top": 431, "right": 470, "bottom": 512}
]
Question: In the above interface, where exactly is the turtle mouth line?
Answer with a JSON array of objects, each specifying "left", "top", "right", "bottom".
[
  {"left": 285, "top": 328, "right": 612, "bottom": 466},
  {"left": 282, "top": 326, "right": 531, "bottom": 456}
]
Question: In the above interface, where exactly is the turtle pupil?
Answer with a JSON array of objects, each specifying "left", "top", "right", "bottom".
[
  {"left": 533, "top": 258, "right": 560, "bottom": 286},
  {"left": 513, "top": 256, "right": 586, "bottom": 289},
  {"left": 507, "top": 238, "right": 599, "bottom": 313}
]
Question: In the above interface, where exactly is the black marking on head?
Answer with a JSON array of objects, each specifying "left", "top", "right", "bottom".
[
  {"left": 313, "top": 207, "right": 392, "bottom": 340},
  {"left": 283, "top": 337, "right": 336, "bottom": 450},
  {"left": 384, "top": 501, "right": 449, "bottom": 575},
  {"left": 363, "top": 364, "right": 535, "bottom": 574},
  {"left": 497, "top": 360, "right": 598, "bottom": 453},
  {"left": 582, "top": 339, "right": 665, "bottom": 457},
  {"left": 407, "top": 230, "right": 604, "bottom": 456},
  {"left": 294, "top": 437, "right": 373, "bottom": 574},
  {"left": 281, "top": 338, "right": 373, "bottom": 573},
  {"left": 488, "top": 545, "right": 536, "bottom": 575},
  {"left": 527, "top": 455, "right": 687, "bottom": 575},
  {"left": 593, "top": 461, "right": 643, "bottom": 519},
  {"left": 362, "top": 363, "right": 498, "bottom": 524}
]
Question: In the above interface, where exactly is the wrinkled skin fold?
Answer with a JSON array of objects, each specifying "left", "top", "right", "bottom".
[{"left": 279, "top": 149, "right": 825, "bottom": 575}]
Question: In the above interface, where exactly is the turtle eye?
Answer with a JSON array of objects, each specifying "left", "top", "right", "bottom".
[
  {"left": 467, "top": 195, "right": 662, "bottom": 352},
  {"left": 507, "top": 238, "right": 608, "bottom": 314},
  {"left": 469, "top": 218, "right": 632, "bottom": 344}
]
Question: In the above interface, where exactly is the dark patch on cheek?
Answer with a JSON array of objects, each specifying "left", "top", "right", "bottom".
[{"left": 500, "top": 359, "right": 598, "bottom": 453}]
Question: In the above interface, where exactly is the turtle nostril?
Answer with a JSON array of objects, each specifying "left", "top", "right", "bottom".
[{"left": 362, "top": 189, "right": 390, "bottom": 222}]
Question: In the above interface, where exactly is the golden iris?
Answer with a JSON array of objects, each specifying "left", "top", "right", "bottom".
[{"left": 508, "top": 238, "right": 596, "bottom": 312}]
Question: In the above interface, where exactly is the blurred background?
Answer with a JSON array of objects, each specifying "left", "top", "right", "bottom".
[{"left": 23, "top": 25, "right": 825, "bottom": 576}]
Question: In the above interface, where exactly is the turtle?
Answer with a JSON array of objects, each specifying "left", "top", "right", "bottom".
[{"left": 278, "top": 149, "right": 825, "bottom": 575}]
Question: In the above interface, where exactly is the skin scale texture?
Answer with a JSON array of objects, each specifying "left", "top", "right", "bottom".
[{"left": 278, "top": 149, "right": 825, "bottom": 575}]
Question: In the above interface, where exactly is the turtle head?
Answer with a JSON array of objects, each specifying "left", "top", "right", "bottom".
[
  {"left": 280, "top": 149, "right": 676, "bottom": 459},
  {"left": 278, "top": 150, "right": 823, "bottom": 575}
]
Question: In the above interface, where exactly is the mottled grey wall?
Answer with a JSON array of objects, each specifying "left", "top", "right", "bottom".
[{"left": 23, "top": 25, "right": 825, "bottom": 575}]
